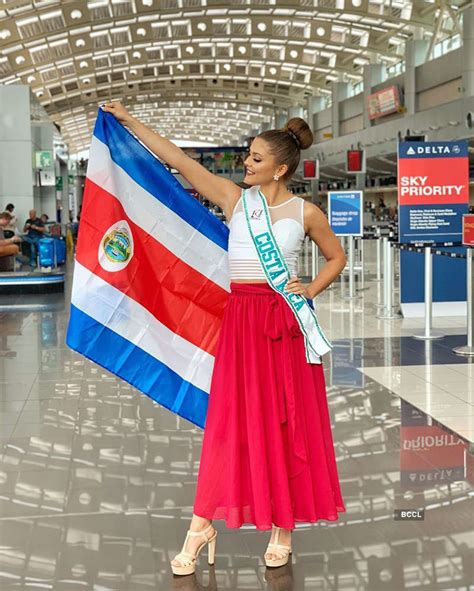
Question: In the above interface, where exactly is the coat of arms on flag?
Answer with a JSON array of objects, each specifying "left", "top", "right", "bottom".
[{"left": 66, "top": 109, "right": 230, "bottom": 428}]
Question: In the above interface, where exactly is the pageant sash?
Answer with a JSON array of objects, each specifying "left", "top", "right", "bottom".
[{"left": 242, "top": 185, "right": 332, "bottom": 364}]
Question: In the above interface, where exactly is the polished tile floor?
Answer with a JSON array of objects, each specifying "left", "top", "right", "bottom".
[{"left": 0, "top": 243, "right": 473, "bottom": 590}]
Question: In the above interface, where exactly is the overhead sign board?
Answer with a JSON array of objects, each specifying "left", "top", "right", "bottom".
[{"left": 367, "top": 85, "right": 401, "bottom": 120}]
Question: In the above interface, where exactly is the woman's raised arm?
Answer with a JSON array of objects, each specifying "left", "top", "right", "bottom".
[{"left": 101, "top": 102, "right": 241, "bottom": 213}]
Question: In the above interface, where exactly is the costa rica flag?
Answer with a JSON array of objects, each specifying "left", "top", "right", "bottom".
[{"left": 66, "top": 109, "right": 230, "bottom": 428}]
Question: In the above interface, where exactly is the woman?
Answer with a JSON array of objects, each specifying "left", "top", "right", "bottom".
[{"left": 102, "top": 101, "right": 347, "bottom": 574}]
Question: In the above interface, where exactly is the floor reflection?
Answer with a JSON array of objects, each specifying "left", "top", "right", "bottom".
[
  {"left": 0, "top": 274, "right": 473, "bottom": 590},
  {"left": 170, "top": 563, "right": 294, "bottom": 591}
]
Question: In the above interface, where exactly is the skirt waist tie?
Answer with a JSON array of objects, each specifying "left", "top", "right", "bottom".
[{"left": 264, "top": 298, "right": 308, "bottom": 478}]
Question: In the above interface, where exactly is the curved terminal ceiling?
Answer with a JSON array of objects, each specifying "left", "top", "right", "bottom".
[{"left": 0, "top": 0, "right": 468, "bottom": 154}]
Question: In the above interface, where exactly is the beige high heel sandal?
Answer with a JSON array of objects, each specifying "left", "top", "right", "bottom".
[
  {"left": 264, "top": 526, "right": 292, "bottom": 568},
  {"left": 171, "top": 523, "right": 217, "bottom": 576}
]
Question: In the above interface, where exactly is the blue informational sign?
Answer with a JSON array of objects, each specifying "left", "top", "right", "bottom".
[
  {"left": 328, "top": 191, "right": 363, "bottom": 236},
  {"left": 397, "top": 140, "right": 469, "bottom": 306}
]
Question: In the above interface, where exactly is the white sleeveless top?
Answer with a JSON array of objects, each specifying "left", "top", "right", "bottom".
[{"left": 228, "top": 193, "right": 306, "bottom": 280}]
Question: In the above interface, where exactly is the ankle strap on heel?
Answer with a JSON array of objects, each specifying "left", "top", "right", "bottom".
[{"left": 187, "top": 523, "right": 214, "bottom": 541}]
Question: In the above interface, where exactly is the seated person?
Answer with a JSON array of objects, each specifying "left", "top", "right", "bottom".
[
  {"left": 40, "top": 214, "right": 51, "bottom": 236},
  {"left": 23, "top": 209, "right": 45, "bottom": 267},
  {"left": 0, "top": 212, "right": 21, "bottom": 265},
  {"left": 1, "top": 204, "right": 18, "bottom": 239}
]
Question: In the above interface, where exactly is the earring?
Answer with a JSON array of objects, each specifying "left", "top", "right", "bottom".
[{"left": 273, "top": 174, "right": 280, "bottom": 181}]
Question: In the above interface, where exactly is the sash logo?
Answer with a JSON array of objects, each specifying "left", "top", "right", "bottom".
[
  {"left": 250, "top": 209, "right": 263, "bottom": 220},
  {"left": 98, "top": 220, "right": 134, "bottom": 272}
]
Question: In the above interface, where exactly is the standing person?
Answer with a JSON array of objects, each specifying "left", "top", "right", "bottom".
[
  {"left": 23, "top": 209, "right": 46, "bottom": 267},
  {"left": 102, "top": 101, "right": 347, "bottom": 574}
]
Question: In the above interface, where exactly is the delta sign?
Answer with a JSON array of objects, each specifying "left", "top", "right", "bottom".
[
  {"left": 397, "top": 140, "right": 469, "bottom": 307},
  {"left": 398, "top": 140, "right": 469, "bottom": 243}
]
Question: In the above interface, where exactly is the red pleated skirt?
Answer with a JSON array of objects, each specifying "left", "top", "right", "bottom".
[{"left": 193, "top": 282, "right": 346, "bottom": 531}]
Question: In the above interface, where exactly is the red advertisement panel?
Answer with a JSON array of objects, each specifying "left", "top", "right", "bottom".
[
  {"left": 398, "top": 157, "right": 469, "bottom": 206},
  {"left": 303, "top": 159, "right": 318, "bottom": 179},
  {"left": 462, "top": 214, "right": 474, "bottom": 246}
]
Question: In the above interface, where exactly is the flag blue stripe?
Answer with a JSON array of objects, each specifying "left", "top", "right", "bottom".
[
  {"left": 66, "top": 304, "right": 209, "bottom": 428},
  {"left": 93, "top": 109, "right": 229, "bottom": 251}
]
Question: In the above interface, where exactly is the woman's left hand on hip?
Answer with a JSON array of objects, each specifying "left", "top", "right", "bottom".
[{"left": 284, "top": 276, "right": 313, "bottom": 299}]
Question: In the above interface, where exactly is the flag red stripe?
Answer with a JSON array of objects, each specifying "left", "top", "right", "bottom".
[{"left": 76, "top": 179, "right": 226, "bottom": 355}]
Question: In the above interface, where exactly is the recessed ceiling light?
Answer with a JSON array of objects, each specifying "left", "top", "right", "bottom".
[{"left": 71, "top": 9, "right": 82, "bottom": 19}]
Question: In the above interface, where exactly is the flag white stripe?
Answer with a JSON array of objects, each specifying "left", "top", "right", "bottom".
[
  {"left": 87, "top": 136, "right": 230, "bottom": 292},
  {"left": 71, "top": 261, "right": 214, "bottom": 393}
]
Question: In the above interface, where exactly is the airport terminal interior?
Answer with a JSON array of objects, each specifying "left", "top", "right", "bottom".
[{"left": 1, "top": 1, "right": 474, "bottom": 590}]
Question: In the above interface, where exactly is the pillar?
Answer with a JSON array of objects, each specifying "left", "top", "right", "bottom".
[
  {"left": 288, "top": 106, "right": 304, "bottom": 119},
  {"left": 274, "top": 110, "right": 288, "bottom": 128},
  {"left": 306, "top": 95, "right": 326, "bottom": 130},
  {"left": 405, "top": 38, "right": 429, "bottom": 115},
  {"left": 331, "top": 82, "right": 350, "bottom": 138},
  {"left": 463, "top": 4, "right": 474, "bottom": 97},
  {"left": 0, "top": 85, "right": 34, "bottom": 227}
]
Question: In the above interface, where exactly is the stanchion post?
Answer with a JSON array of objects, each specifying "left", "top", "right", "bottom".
[
  {"left": 359, "top": 237, "right": 365, "bottom": 291},
  {"left": 311, "top": 241, "right": 321, "bottom": 282},
  {"left": 413, "top": 246, "right": 444, "bottom": 340},
  {"left": 304, "top": 236, "right": 310, "bottom": 277},
  {"left": 453, "top": 247, "right": 474, "bottom": 356},
  {"left": 385, "top": 238, "right": 392, "bottom": 312},
  {"left": 376, "top": 238, "right": 401, "bottom": 319},
  {"left": 376, "top": 237, "right": 382, "bottom": 282},
  {"left": 343, "top": 235, "right": 361, "bottom": 300}
]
